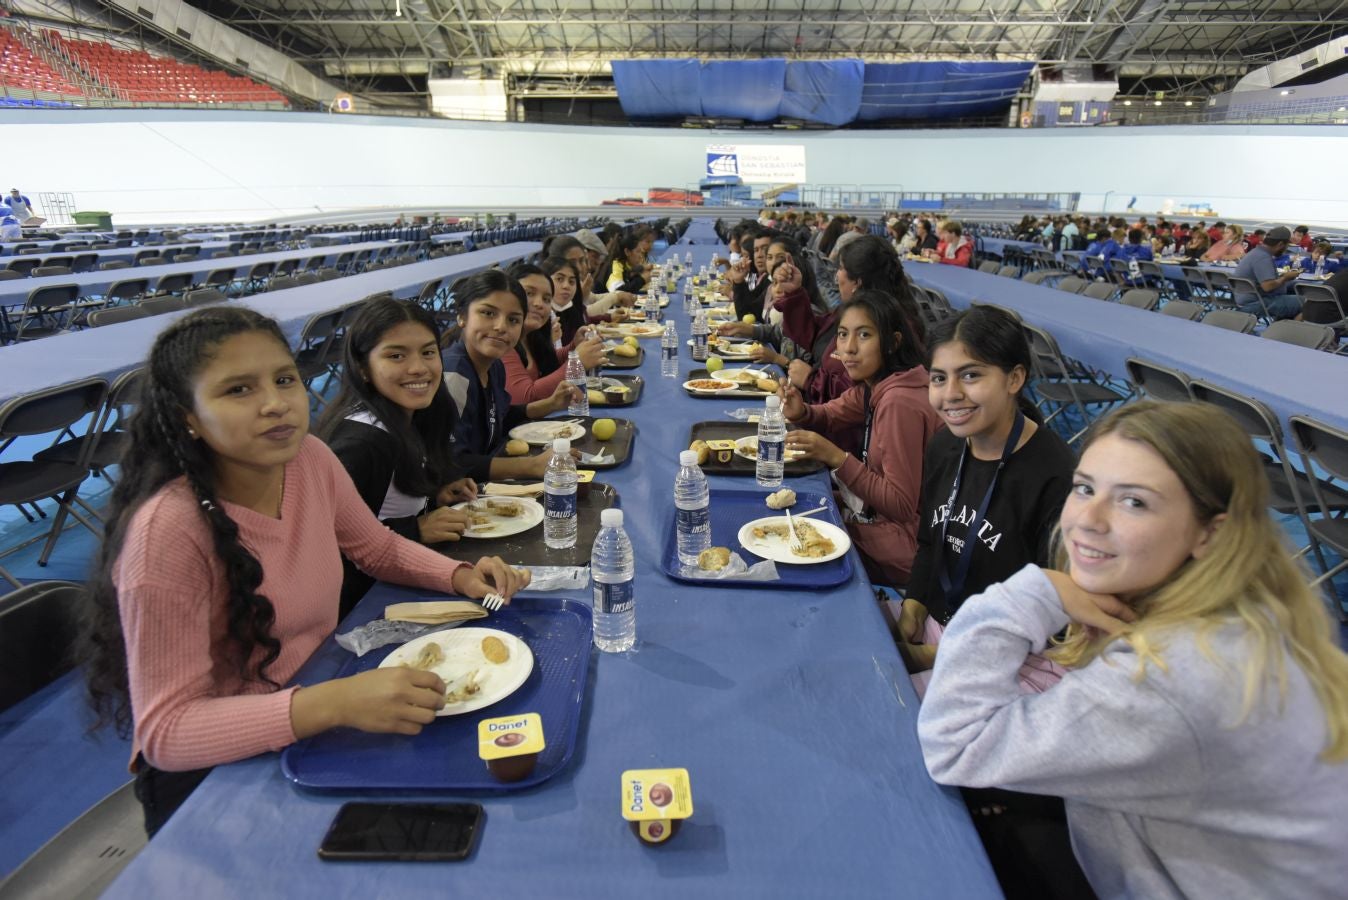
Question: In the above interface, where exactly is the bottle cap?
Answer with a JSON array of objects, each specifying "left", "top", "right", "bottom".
[
  {"left": 765, "top": 395, "right": 780, "bottom": 409},
  {"left": 553, "top": 438, "right": 571, "bottom": 453},
  {"left": 679, "top": 450, "right": 699, "bottom": 467},
  {"left": 601, "top": 508, "right": 624, "bottom": 527}
]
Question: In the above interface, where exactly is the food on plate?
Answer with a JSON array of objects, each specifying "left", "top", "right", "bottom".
[
  {"left": 484, "top": 499, "right": 521, "bottom": 517},
  {"left": 592, "top": 418, "right": 617, "bottom": 441},
  {"left": 587, "top": 388, "right": 607, "bottom": 405},
  {"left": 750, "top": 520, "right": 837, "bottom": 559},
  {"left": 444, "top": 669, "right": 484, "bottom": 704},
  {"left": 407, "top": 642, "right": 444, "bottom": 671},
  {"left": 697, "top": 546, "right": 732, "bottom": 572},
  {"left": 689, "top": 439, "right": 710, "bottom": 465},
  {"left": 756, "top": 378, "right": 780, "bottom": 393},
  {"left": 611, "top": 343, "right": 639, "bottom": 358},
  {"left": 722, "top": 369, "right": 756, "bottom": 384},
  {"left": 481, "top": 635, "right": 510, "bottom": 664},
  {"left": 686, "top": 379, "right": 734, "bottom": 392},
  {"left": 765, "top": 488, "right": 796, "bottom": 510},
  {"left": 505, "top": 438, "right": 530, "bottom": 457}
]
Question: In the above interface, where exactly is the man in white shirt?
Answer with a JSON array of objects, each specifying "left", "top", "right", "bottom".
[{"left": 5, "top": 188, "right": 38, "bottom": 224}]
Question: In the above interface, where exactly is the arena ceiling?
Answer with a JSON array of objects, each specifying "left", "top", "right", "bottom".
[{"left": 190, "top": 0, "right": 1348, "bottom": 102}]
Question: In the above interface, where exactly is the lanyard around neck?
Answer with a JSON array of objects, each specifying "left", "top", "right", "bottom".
[{"left": 937, "top": 411, "right": 1025, "bottom": 603}]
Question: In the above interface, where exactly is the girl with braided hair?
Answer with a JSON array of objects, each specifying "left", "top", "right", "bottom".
[{"left": 82, "top": 307, "right": 528, "bottom": 835}]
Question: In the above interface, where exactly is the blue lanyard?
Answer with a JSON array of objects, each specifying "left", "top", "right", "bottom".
[{"left": 937, "top": 412, "right": 1025, "bottom": 603}]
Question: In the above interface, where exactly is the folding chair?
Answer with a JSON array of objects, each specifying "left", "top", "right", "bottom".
[
  {"left": 0, "top": 377, "right": 109, "bottom": 579},
  {"left": 1022, "top": 322, "right": 1128, "bottom": 444},
  {"left": 267, "top": 275, "right": 300, "bottom": 292},
  {"left": 14, "top": 284, "right": 79, "bottom": 341},
  {"left": 1081, "top": 283, "right": 1116, "bottom": 302},
  {"left": 6, "top": 258, "right": 40, "bottom": 277},
  {"left": 1204, "top": 270, "right": 1237, "bottom": 309},
  {"left": 996, "top": 265, "right": 1020, "bottom": 278},
  {"left": 1178, "top": 266, "right": 1211, "bottom": 303},
  {"left": 205, "top": 268, "right": 237, "bottom": 291},
  {"left": 151, "top": 272, "right": 193, "bottom": 297},
  {"left": 1059, "top": 250, "right": 1083, "bottom": 272},
  {"left": 977, "top": 260, "right": 1000, "bottom": 274},
  {"left": 294, "top": 308, "right": 348, "bottom": 411},
  {"left": 1261, "top": 320, "right": 1336, "bottom": 351},
  {"left": 184, "top": 287, "right": 227, "bottom": 308},
  {"left": 31, "top": 266, "right": 73, "bottom": 278},
  {"left": 273, "top": 258, "right": 300, "bottom": 279},
  {"left": 920, "top": 286, "right": 954, "bottom": 320},
  {"left": 1125, "top": 357, "right": 1194, "bottom": 403},
  {"left": 316, "top": 267, "right": 341, "bottom": 282},
  {"left": 103, "top": 278, "right": 150, "bottom": 308},
  {"left": 1055, "top": 276, "right": 1088, "bottom": 294},
  {"left": 1118, "top": 289, "right": 1159, "bottom": 311},
  {"left": 70, "top": 253, "right": 98, "bottom": 274},
  {"left": 1201, "top": 309, "right": 1257, "bottom": 334},
  {"left": 136, "top": 296, "right": 188, "bottom": 315},
  {"left": 1023, "top": 270, "right": 1070, "bottom": 287},
  {"left": 1159, "top": 300, "right": 1203, "bottom": 321},
  {"left": 1189, "top": 379, "right": 1348, "bottom": 521},
  {"left": 135, "top": 256, "right": 168, "bottom": 268},
  {"left": 1226, "top": 275, "right": 1273, "bottom": 323},
  {"left": 1288, "top": 415, "right": 1348, "bottom": 620},
  {"left": 291, "top": 272, "right": 319, "bottom": 287},
  {"left": 241, "top": 262, "right": 276, "bottom": 294},
  {"left": 0, "top": 580, "right": 86, "bottom": 702},
  {"left": 42, "top": 256, "right": 73, "bottom": 270},
  {"left": 1136, "top": 260, "right": 1175, "bottom": 300},
  {"left": 98, "top": 260, "right": 131, "bottom": 271},
  {"left": 1293, "top": 282, "right": 1347, "bottom": 337},
  {"left": 86, "top": 305, "right": 150, "bottom": 327},
  {"left": 417, "top": 279, "right": 445, "bottom": 313},
  {"left": 35, "top": 368, "right": 142, "bottom": 492}
]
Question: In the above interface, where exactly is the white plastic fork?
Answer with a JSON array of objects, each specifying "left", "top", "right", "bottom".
[
  {"left": 480, "top": 593, "right": 504, "bottom": 612},
  {"left": 784, "top": 508, "right": 806, "bottom": 555}
]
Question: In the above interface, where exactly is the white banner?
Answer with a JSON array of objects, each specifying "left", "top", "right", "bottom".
[{"left": 705, "top": 144, "right": 807, "bottom": 182}]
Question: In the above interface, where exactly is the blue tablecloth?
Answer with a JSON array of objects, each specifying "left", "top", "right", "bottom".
[
  {"left": 978, "top": 237, "right": 1043, "bottom": 258},
  {"left": 0, "top": 239, "right": 416, "bottom": 310},
  {"left": 0, "top": 242, "right": 540, "bottom": 407},
  {"left": 99, "top": 222, "right": 999, "bottom": 899},
  {"left": 906, "top": 262, "right": 1347, "bottom": 434},
  {"left": 9, "top": 240, "right": 237, "bottom": 269}
]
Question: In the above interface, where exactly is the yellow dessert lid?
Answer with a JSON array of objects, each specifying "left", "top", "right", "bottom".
[
  {"left": 478, "top": 713, "right": 545, "bottom": 760},
  {"left": 621, "top": 768, "right": 693, "bottom": 821}
]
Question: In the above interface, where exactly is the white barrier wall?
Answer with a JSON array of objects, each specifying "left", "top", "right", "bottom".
[{"left": 4, "top": 109, "right": 1345, "bottom": 225}]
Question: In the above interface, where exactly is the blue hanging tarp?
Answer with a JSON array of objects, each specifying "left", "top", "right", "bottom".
[
  {"left": 858, "top": 62, "right": 1034, "bottom": 121},
  {"left": 780, "top": 59, "right": 864, "bottom": 126},
  {"left": 698, "top": 59, "right": 786, "bottom": 121},
  {"left": 611, "top": 59, "right": 703, "bottom": 118}
]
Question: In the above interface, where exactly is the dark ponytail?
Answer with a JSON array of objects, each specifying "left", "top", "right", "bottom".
[
  {"left": 927, "top": 305, "right": 1044, "bottom": 425},
  {"left": 505, "top": 261, "right": 562, "bottom": 378},
  {"left": 839, "top": 288, "right": 926, "bottom": 376},
  {"left": 83, "top": 307, "right": 292, "bottom": 737}
]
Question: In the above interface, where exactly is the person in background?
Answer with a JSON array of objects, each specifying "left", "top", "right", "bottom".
[
  {"left": 1300, "top": 241, "right": 1340, "bottom": 276},
  {"left": 830, "top": 218, "right": 871, "bottom": 262},
  {"left": 1203, "top": 224, "right": 1249, "bottom": 262},
  {"left": 1246, "top": 229, "right": 1266, "bottom": 251},
  {"left": 0, "top": 213, "right": 21, "bottom": 241},
  {"left": 818, "top": 216, "right": 850, "bottom": 258},
  {"left": 1206, "top": 220, "right": 1227, "bottom": 243},
  {"left": 778, "top": 289, "right": 943, "bottom": 586},
  {"left": 82, "top": 306, "right": 527, "bottom": 835},
  {"left": 316, "top": 298, "right": 479, "bottom": 617},
  {"left": 924, "top": 220, "right": 973, "bottom": 268},
  {"left": 547, "top": 234, "right": 636, "bottom": 319},
  {"left": 600, "top": 232, "right": 651, "bottom": 294},
  {"left": 440, "top": 269, "right": 580, "bottom": 481},
  {"left": 729, "top": 229, "right": 775, "bottom": 321},
  {"left": 1232, "top": 225, "right": 1301, "bottom": 320},
  {"left": 918, "top": 400, "right": 1348, "bottom": 900},
  {"left": 1177, "top": 229, "right": 1209, "bottom": 266},
  {"left": 1093, "top": 227, "right": 1125, "bottom": 280},
  {"left": 1119, "top": 228, "right": 1154, "bottom": 284},
  {"left": 5, "top": 188, "right": 37, "bottom": 223},
  {"left": 913, "top": 219, "right": 939, "bottom": 254},
  {"left": 1293, "top": 225, "right": 1314, "bottom": 251},
  {"left": 1150, "top": 234, "right": 1172, "bottom": 258},
  {"left": 501, "top": 262, "right": 605, "bottom": 405},
  {"left": 1059, "top": 217, "right": 1080, "bottom": 251}
]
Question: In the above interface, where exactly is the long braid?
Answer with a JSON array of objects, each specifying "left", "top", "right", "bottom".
[{"left": 82, "top": 307, "right": 293, "bottom": 735}]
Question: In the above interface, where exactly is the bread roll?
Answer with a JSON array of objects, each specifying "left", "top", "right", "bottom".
[
  {"left": 505, "top": 439, "right": 530, "bottom": 457},
  {"left": 611, "top": 343, "right": 638, "bottom": 358},
  {"left": 689, "top": 439, "right": 710, "bottom": 465}
]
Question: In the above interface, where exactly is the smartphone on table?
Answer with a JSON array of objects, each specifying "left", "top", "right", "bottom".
[{"left": 318, "top": 802, "right": 483, "bottom": 862}]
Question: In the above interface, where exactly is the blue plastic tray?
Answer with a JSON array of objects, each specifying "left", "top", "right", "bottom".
[
  {"left": 660, "top": 487, "right": 854, "bottom": 589},
  {"left": 281, "top": 596, "right": 593, "bottom": 792}
]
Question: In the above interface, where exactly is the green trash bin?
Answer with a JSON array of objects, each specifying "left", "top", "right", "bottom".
[{"left": 72, "top": 211, "right": 114, "bottom": 229}]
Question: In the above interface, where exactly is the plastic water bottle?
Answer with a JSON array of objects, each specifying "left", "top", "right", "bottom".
[
  {"left": 691, "top": 309, "right": 709, "bottom": 362},
  {"left": 685, "top": 250, "right": 693, "bottom": 268},
  {"left": 566, "top": 350, "right": 588, "bottom": 417},
  {"left": 645, "top": 287, "right": 661, "bottom": 323},
  {"left": 756, "top": 395, "right": 786, "bottom": 488},
  {"left": 675, "top": 449, "right": 712, "bottom": 565},
  {"left": 661, "top": 321, "right": 679, "bottom": 378},
  {"left": 591, "top": 508, "right": 635, "bottom": 652},
  {"left": 544, "top": 438, "right": 578, "bottom": 549},
  {"left": 1315, "top": 257, "right": 1325, "bottom": 276}
]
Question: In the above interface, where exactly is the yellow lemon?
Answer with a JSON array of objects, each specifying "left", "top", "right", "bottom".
[
  {"left": 705, "top": 355, "right": 724, "bottom": 373},
  {"left": 742, "top": 313, "right": 756, "bottom": 324},
  {"left": 623, "top": 336, "right": 639, "bottom": 348},
  {"left": 592, "top": 418, "right": 617, "bottom": 442}
]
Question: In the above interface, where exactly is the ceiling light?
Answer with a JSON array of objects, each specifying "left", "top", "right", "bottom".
[
  {"left": 1123, "top": 100, "right": 1132, "bottom": 106},
  {"left": 1279, "top": 90, "right": 1290, "bottom": 95},
  {"left": 1153, "top": 100, "right": 1162, "bottom": 106},
  {"left": 1185, "top": 100, "right": 1193, "bottom": 107}
]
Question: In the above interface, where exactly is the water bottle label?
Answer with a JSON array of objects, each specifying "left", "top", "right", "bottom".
[
  {"left": 676, "top": 506, "right": 710, "bottom": 535},
  {"left": 694, "top": 334, "right": 707, "bottom": 350},
  {"left": 663, "top": 344, "right": 677, "bottom": 361},
  {"left": 758, "top": 439, "right": 784, "bottom": 465},
  {"left": 595, "top": 580, "right": 634, "bottom": 614},
  {"left": 544, "top": 490, "right": 577, "bottom": 519}
]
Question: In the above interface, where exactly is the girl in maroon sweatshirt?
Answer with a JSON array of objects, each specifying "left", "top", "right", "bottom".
[{"left": 781, "top": 289, "right": 943, "bottom": 586}]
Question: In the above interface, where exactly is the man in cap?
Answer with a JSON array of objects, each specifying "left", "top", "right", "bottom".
[
  {"left": 5, "top": 188, "right": 39, "bottom": 224},
  {"left": 1232, "top": 226, "right": 1302, "bottom": 320}
]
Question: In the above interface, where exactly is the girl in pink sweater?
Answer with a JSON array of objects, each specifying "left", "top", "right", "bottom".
[
  {"left": 83, "top": 307, "right": 529, "bottom": 835},
  {"left": 780, "top": 289, "right": 944, "bottom": 586}
]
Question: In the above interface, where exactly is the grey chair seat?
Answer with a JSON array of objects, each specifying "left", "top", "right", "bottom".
[
  {"left": 0, "top": 459, "right": 89, "bottom": 505},
  {"left": 0, "top": 780, "right": 146, "bottom": 900}
]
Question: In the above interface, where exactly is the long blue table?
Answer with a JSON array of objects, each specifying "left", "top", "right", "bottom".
[
  {"left": 905, "top": 261, "right": 1347, "bottom": 434},
  {"left": 99, "top": 222, "right": 999, "bottom": 899},
  {"left": 0, "top": 242, "right": 540, "bottom": 407},
  {"left": 6, "top": 241, "right": 237, "bottom": 269},
  {"left": 978, "top": 237, "right": 1043, "bottom": 258},
  {"left": 0, "top": 238, "right": 418, "bottom": 310}
]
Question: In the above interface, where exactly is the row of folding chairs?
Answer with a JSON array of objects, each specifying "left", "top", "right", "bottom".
[
  {"left": 1127, "top": 357, "right": 1348, "bottom": 621},
  {"left": 0, "top": 369, "right": 142, "bottom": 588}
]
